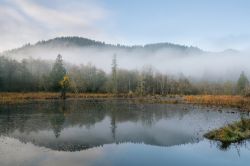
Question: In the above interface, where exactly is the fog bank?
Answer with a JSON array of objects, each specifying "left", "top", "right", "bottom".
[{"left": 2, "top": 43, "right": 250, "bottom": 82}]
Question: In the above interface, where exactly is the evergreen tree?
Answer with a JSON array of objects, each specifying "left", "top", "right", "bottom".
[
  {"left": 237, "top": 71, "right": 249, "bottom": 94},
  {"left": 111, "top": 54, "right": 118, "bottom": 93},
  {"left": 0, "top": 60, "right": 2, "bottom": 91},
  {"left": 50, "top": 54, "right": 66, "bottom": 91}
]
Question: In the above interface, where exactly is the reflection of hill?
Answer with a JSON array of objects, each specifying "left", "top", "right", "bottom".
[{"left": 0, "top": 100, "right": 242, "bottom": 151}]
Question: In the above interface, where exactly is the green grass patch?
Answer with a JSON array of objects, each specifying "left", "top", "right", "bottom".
[{"left": 204, "top": 118, "right": 250, "bottom": 143}]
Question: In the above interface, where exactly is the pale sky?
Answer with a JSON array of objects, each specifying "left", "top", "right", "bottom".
[{"left": 1, "top": 0, "right": 250, "bottom": 52}]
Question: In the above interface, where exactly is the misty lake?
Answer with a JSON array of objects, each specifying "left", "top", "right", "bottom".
[{"left": 0, "top": 99, "right": 250, "bottom": 166}]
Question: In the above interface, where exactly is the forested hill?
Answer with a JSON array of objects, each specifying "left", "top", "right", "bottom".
[
  {"left": 2, "top": 36, "right": 203, "bottom": 55},
  {"left": 2, "top": 36, "right": 245, "bottom": 80}
]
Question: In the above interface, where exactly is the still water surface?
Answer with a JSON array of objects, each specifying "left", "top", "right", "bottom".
[{"left": 0, "top": 99, "right": 249, "bottom": 166}]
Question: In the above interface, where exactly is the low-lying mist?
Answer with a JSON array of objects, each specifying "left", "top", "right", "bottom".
[{"left": 2, "top": 38, "right": 250, "bottom": 82}]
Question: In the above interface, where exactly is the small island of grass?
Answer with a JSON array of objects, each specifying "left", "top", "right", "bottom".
[{"left": 204, "top": 119, "right": 250, "bottom": 143}]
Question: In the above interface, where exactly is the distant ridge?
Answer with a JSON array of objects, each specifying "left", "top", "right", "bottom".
[{"left": 2, "top": 36, "right": 203, "bottom": 55}]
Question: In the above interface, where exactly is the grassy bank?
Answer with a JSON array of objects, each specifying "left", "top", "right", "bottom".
[
  {"left": 184, "top": 95, "right": 250, "bottom": 110},
  {"left": 2, "top": 93, "right": 250, "bottom": 110},
  {"left": 0, "top": 92, "right": 184, "bottom": 105},
  {"left": 204, "top": 119, "right": 250, "bottom": 143},
  {"left": 0, "top": 92, "right": 119, "bottom": 104}
]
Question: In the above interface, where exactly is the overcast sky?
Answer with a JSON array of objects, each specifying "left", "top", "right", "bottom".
[{"left": 1, "top": 0, "right": 250, "bottom": 52}]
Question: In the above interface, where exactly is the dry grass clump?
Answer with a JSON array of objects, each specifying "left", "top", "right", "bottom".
[
  {"left": 0, "top": 92, "right": 59, "bottom": 104},
  {"left": 184, "top": 95, "right": 250, "bottom": 109},
  {"left": 66, "top": 93, "right": 117, "bottom": 98},
  {"left": 204, "top": 119, "right": 250, "bottom": 143}
]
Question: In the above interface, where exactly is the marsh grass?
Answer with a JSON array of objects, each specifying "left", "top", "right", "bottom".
[
  {"left": 0, "top": 92, "right": 186, "bottom": 105},
  {"left": 204, "top": 118, "right": 250, "bottom": 143},
  {"left": 185, "top": 95, "right": 250, "bottom": 110},
  {"left": 2, "top": 93, "right": 250, "bottom": 110},
  {"left": 0, "top": 92, "right": 120, "bottom": 104}
]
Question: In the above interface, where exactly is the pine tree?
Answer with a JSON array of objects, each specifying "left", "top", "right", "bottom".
[
  {"left": 0, "top": 58, "right": 3, "bottom": 91},
  {"left": 237, "top": 71, "right": 249, "bottom": 94},
  {"left": 111, "top": 54, "right": 118, "bottom": 94},
  {"left": 50, "top": 54, "right": 66, "bottom": 91}
]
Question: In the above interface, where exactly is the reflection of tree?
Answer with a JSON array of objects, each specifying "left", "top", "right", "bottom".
[
  {"left": 0, "top": 100, "right": 208, "bottom": 141},
  {"left": 141, "top": 107, "right": 155, "bottom": 127},
  {"left": 216, "top": 141, "right": 231, "bottom": 151},
  {"left": 1, "top": 107, "right": 14, "bottom": 135},
  {"left": 0, "top": 105, "right": 29, "bottom": 135},
  {"left": 50, "top": 101, "right": 66, "bottom": 138},
  {"left": 110, "top": 101, "right": 117, "bottom": 141},
  {"left": 50, "top": 114, "right": 65, "bottom": 138},
  {"left": 18, "top": 109, "right": 30, "bottom": 133},
  {"left": 0, "top": 100, "right": 228, "bottom": 152},
  {"left": 212, "top": 139, "right": 250, "bottom": 157},
  {"left": 111, "top": 115, "right": 117, "bottom": 141}
]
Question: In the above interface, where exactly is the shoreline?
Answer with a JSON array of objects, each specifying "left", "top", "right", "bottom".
[
  {"left": 184, "top": 95, "right": 250, "bottom": 111},
  {"left": 0, "top": 93, "right": 250, "bottom": 111},
  {"left": 0, "top": 92, "right": 183, "bottom": 105}
]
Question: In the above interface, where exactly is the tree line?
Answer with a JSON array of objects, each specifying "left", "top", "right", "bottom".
[{"left": 0, "top": 54, "right": 249, "bottom": 96}]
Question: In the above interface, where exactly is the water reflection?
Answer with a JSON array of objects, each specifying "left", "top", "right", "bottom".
[
  {"left": 0, "top": 99, "right": 247, "bottom": 152},
  {"left": 211, "top": 139, "right": 250, "bottom": 153}
]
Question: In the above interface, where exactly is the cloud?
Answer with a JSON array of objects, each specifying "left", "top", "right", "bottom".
[{"left": 0, "top": 0, "right": 110, "bottom": 52}]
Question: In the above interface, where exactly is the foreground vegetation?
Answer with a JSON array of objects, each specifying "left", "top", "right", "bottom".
[{"left": 204, "top": 119, "right": 250, "bottom": 143}]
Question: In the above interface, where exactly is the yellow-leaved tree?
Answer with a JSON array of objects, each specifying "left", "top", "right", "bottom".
[{"left": 59, "top": 75, "right": 70, "bottom": 99}]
